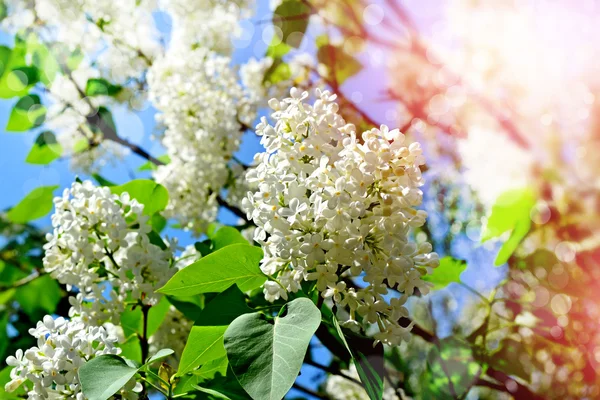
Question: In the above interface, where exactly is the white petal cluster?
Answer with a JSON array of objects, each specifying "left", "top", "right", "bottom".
[
  {"left": 2, "top": 0, "right": 161, "bottom": 81},
  {"left": 243, "top": 88, "right": 439, "bottom": 345},
  {"left": 159, "top": 0, "right": 251, "bottom": 55},
  {"left": 325, "top": 364, "right": 402, "bottom": 400},
  {"left": 148, "top": 46, "right": 257, "bottom": 234},
  {"left": 4, "top": 315, "right": 139, "bottom": 400},
  {"left": 44, "top": 64, "right": 128, "bottom": 173},
  {"left": 43, "top": 180, "right": 174, "bottom": 325}
]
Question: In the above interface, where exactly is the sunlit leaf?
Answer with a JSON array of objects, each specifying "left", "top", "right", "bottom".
[
  {"left": 6, "top": 185, "right": 58, "bottom": 223},
  {"left": 224, "top": 298, "right": 321, "bottom": 400}
]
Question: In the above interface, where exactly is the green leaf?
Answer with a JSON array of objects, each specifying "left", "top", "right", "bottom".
[
  {"left": 209, "top": 226, "right": 248, "bottom": 250},
  {"left": 79, "top": 354, "right": 139, "bottom": 400},
  {"left": 6, "top": 185, "right": 58, "bottom": 224},
  {"left": 424, "top": 338, "right": 481, "bottom": 399},
  {"left": 26, "top": 131, "right": 62, "bottom": 164},
  {"left": 6, "top": 94, "right": 46, "bottom": 132},
  {"left": 332, "top": 318, "right": 384, "bottom": 400},
  {"left": 118, "top": 334, "right": 141, "bottom": 362},
  {"left": 272, "top": 0, "right": 311, "bottom": 49},
  {"left": 487, "top": 339, "right": 530, "bottom": 382},
  {"left": 85, "top": 78, "right": 123, "bottom": 96},
  {"left": 193, "top": 368, "right": 252, "bottom": 399},
  {"left": 0, "top": 43, "right": 30, "bottom": 98},
  {"left": 317, "top": 44, "right": 363, "bottom": 85},
  {"left": 1, "top": 365, "right": 27, "bottom": 399},
  {"left": 0, "top": 313, "right": 8, "bottom": 362},
  {"left": 120, "top": 296, "right": 171, "bottom": 340},
  {"left": 138, "top": 155, "right": 170, "bottom": 171},
  {"left": 146, "top": 348, "right": 175, "bottom": 365},
  {"left": 177, "top": 285, "right": 253, "bottom": 375},
  {"left": 263, "top": 59, "right": 292, "bottom": 85},
  {"left": 0, "top": 46, "right": 12, "bottom": 77},
  {"left": 110, "top": 179, "right": 169, "bottom": 216},
  {"left": 151, "top": 213, "right": 167, "bottom": 233},
  {"left": 92, "top": 173, "right": 116, "bottom": 187},
  {"left": 159, "top": 244, "right": 265, "bottom": 296},
  {"left": 482, "top": 188, "right": 536, "bottom": 265},
  {"left": 67, "top": 48, "right": 84, "bottom": 71},
  {"left": 15, "top": 275, "right": 62, "bottom": 318},
  {"left": 422, "top": 257, "right": 467, "bottom": 291},
  {"left": 25, "top": 37, "right": 59, "bottom": 85},
  {"left": 167, "top": 295, "right": 204, "bottom": 321},
  {"left": 93, "top": 106, "right": 117, "bottom": 135},
  {"left": 193, "top": 356, "right": 229, "bottom": 380},
  {"left": 224, "top": 298, "right": 321, "bottom": 400}
]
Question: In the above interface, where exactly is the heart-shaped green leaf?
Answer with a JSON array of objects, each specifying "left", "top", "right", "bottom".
[{"left": 224, "top": 298, "right": 321, "bottom": 400}]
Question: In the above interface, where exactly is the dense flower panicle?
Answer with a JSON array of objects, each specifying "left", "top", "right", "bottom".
[
  {"left": 43, "top": 180, "right": 174, "bottom": 325},
  {"left": 4, "top": 315, "right": 139, "bottom": 400},
  {"left": 325, "top": 364, "right": 402, "bottom": 400},
  {"left": 148, "top": 46, "right": 259, "bottom": 234},
  {"left": 243, "top": 88, "right": 439, "bottom": 345},
  {"left": 159, "top": 0, "right": 251, "bottom": 55},
  {"left": 2, "top": 0, "right": 160, "bottom": 82}
]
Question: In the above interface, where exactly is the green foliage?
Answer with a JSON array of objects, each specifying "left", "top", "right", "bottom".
[
  {"left": 138, "top": 154, "right": 170, "bottom": 171},
  {"left": 263, "top": 59, "right": 292, "bottom": 85},
  {"left": 26, "top": 131, "right": 62, "bottom": 164},
  {"left": 482, "top": 188, "right": 536, "bottom": 265},
  {"left": 146, "top": 348, "right": 175, "bottom": 365},
  {"left": 6, "top": 185, "right": 58, "bottom": 223},
  {"left": 210, "top": 226, "right": 248, "bottom": 249},
  {"left": 120, "top": 296, "right": 171, "bottom": 340},
  {"left": 317, "top": 43, "right": 363, "bottom": 85},
  {"left": 15, "top": 275, "right": 62, "bottom": 319},
  {"left": 79, "top": 355, "right": 140, "bottom": 400},
  {"left": 110, "top": 179, "right": 169, "bottom": 216},
  {"left": 0, "top": 365, "right": 26, "bottom": 399},
  {"left": 270, "top": 0, "right": 311, "bottom": 53},
  {"left": 24, "top": 36, "right": 60, "bottom": 85},
  {"left": 224, "top": 298, "right": 321, "bottom": 400},
  {"left": 0, "top": 42, "right": 38, "bottom": 98},
  {"left": 178, "top": 285, "right": 253, "bottom": 375},
  {"left": 422, "top": 257, "right": 467, "bottom": 290},
  {"left": 159, "top": 244, "right": 265, "bottom": 296},
  {"left": 6, "top": 94, "right": 45, "bottom": 132},
  {"left": 333, "top": 317, "right": 384, "bottom": 400},
  {"left": 193, "top": 368, "right": 252, "bottom": 400},
  {"left": 264, "top": 0, "right": 310, "bottom": 83},
  {"left": 423, "top": 338, "right": 481, "bottom": 399},
  {"left": 486, "top": 339, "right": 530, "bottom": 382},
  {"left": 85, "top": 78, "right": 123, "bottom": 96}
]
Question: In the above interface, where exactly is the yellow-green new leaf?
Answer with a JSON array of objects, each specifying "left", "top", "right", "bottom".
[
  {"left": 422, "top": 257, "right": 467, "bottom": 291},
  {"left": 6, "top": 185, "right": 58, "bottom": 223}
]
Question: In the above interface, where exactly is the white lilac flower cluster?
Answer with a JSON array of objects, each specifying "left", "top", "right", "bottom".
[
  {"left": 148, "top": 0, "right": 264, "bottom": 234},
  {"left": 159, "top": 0, "right": 251, "bottom": 55},
  {"left": 242, "top": 88, "right": 440, "bottom": 346},
  {"left": 4, "top": 315, "right": 140, "bottom": 400},
  {"left": 43, "top": 180, "right": 173, "bottom": 325},
  {"left": 325, "top": 364, "right": 402, "bottom": 400},
  {"left": 44, "top": 64, "right": 128, "bottom": 173},
  {"left": 148, "top": 47, "right": 253, "bottom": 234},
  {"left": 2, "top": 0, "right": 161, "bottom": 82}
]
